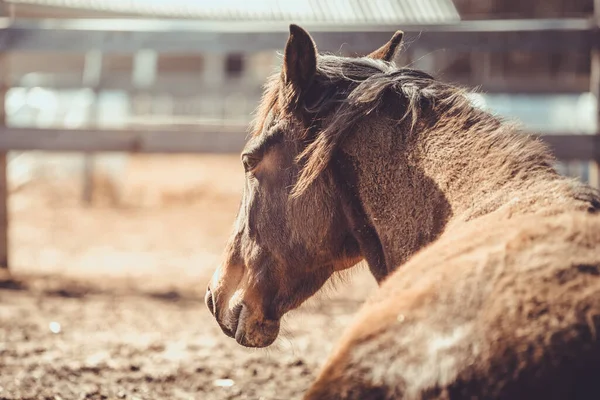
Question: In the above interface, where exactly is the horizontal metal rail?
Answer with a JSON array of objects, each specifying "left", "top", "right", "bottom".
[
  {"left": 0, "top": 126, "right": 249, "bottom": 153},
  {"left": 1, "top": 18, "right": 599, "bottom": 53},
  {"left": 6, "top": 74, "right": 592, "bottom": 95},
  {"left": 0, "top": 127, "right": 598, "bottom": 161}
]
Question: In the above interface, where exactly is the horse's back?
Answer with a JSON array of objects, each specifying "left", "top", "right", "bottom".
[{"left": 305, "top": 211, "right": 600, "bottom": 400}]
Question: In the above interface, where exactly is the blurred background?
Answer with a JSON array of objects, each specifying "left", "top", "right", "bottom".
[
  {"left": 0, "top": 0, "right": 597, "bottom": 279},
  {"left": 0, "top": 1, "right": 598, "bottom": 399}
]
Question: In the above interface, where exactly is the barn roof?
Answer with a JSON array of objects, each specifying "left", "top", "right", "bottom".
[{"left": 2, "top": 0, "right": 460, "bottom": 24}]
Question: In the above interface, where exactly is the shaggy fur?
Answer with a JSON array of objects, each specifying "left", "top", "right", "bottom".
[
  {"left": 206, "top": 24, "right": 600, "bottom": 397},
  {"left": 305, "top": 212, "right": 600, "bottom": 399}
]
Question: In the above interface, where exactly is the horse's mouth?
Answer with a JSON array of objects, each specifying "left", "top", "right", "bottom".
[
  {"left": 217, "top": 303, "right": 244, "bottom": 339},
  {"left": 233, "top": 304, "right": 247, "bottom": 344},
  {"left": 231, "top": 303, "right": 244, "bottom": 339},
  {"left": 208, "top": 296, "right": 280, "bottom": 348}
]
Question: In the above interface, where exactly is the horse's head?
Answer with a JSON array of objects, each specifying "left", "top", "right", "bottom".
[{"left": 206, "top": 25, "right": 404, "bottom": 347}]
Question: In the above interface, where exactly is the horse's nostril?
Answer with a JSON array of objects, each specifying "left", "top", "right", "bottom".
[{"left": 205, "top": 288, "right": 216, "bottom": 317}]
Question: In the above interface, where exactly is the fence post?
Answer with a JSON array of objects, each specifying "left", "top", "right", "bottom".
[
  {"left": 82, "top": 50, "right": 103, "bottom": 205},
  {"left": 0, "top": 42, "right": 9, "bottom": 269},
  {"left": 590, "top": 0, "right": 600, "bottom": 189}
]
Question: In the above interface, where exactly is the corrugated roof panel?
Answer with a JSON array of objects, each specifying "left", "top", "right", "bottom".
[
  {"left": 395, "top": 0, "right": 413, "bottom": 22},
  {"left": 381, "top": 0, "right": 399, "bottom": 23},
  {"left": 317, "top": 1, "right": 336, "bottom": 23},
  {"left": 352, "top": 0, "right": 368, "bottom": 23},
  {"left": 390, "top": 0, "right": 410, "bottom": 24},
  {"left": 413, "top": 0, "right": 431, "bottom": 22},
  {"left": 429, "top": 1, "right": 445, "bottom": 22},
  {"left": 330, "top": 0, "right": 343, "bottom": 22},
  {"left": 438, "top": 0, "right": 461, "bottom": 21},
  {"left": 4, "top": 0, "right": 461, "bottom": 23},
  {"left": 405, "top": 0, "right": 421, "bottom": 21},
  {"left": 342, "top": 0, "right": 359, "bottom": 23},
  {"left": 354, "top": 0, "right": 371, "bottom": 22}
]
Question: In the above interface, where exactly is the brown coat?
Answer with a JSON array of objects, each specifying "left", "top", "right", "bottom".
[{"left": 206, "top": 25, "right": 600, "bottom": 398}]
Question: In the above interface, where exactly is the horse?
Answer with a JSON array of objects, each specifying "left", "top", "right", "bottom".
[{"left": 205, "top": 24, "right": 600, "bottom": 398}]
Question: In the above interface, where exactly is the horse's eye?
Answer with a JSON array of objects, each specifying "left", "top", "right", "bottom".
[{"left": 241, "top": 154, "right": 260, "bottom": 172}]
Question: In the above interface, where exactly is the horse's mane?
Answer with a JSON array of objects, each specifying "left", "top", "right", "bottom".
[{"left": 251, "top": 54, "right": 555, "bottom": 197}]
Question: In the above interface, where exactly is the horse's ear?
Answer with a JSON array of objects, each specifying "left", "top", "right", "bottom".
[
  {"left": 283, "top": 24, "right": 317, "bottom": 91},
  {"left": 367, "top": 31, "right": 404, "bottom": 62}
]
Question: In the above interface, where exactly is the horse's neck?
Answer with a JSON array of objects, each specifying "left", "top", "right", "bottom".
[
  {"left": 346, "top": 115, "right": 594, "bottom": 276},
  {"left": 416, "top": 120, "right": 595, "bottom": 222},
  {"left": 417, "top": 122, "right": 555, "bottom": 216}
]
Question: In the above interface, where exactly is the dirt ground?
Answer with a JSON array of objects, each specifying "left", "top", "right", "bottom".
[{"left": 0, "top": 155, "right": 377, "bottom": 400}]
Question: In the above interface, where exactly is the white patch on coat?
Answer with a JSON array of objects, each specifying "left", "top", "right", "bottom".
[{"left": 347, "top": 323, "right": 475, "bottom": 399}]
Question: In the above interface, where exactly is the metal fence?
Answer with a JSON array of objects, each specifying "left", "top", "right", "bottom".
[{"left": 0, "top": 15, "right": 599, "bottom": 269}]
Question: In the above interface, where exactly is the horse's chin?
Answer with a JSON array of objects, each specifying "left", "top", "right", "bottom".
[{"left": 234, "top": 305, "right": 281, "bottom": 348}]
